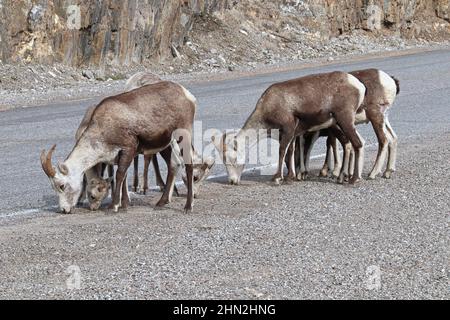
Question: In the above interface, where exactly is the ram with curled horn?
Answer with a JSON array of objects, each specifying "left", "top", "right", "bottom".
[{"left": 40, "top": 81, "right": 198, "bottom": 214}]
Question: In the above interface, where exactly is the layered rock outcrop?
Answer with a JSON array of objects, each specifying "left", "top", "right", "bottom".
[{"left": 0, "top": 0, "right": 448, "bottom": 66}]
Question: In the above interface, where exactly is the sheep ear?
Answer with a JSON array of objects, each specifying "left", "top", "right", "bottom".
[
  {"left": 58, "top": 162, "right": 69, "bottom": 175},
  {"left": 205, "top": 156, "right": 215, "bottom": 169},
  {"left": 211, "top": 132, "right": 223, "bottom": 150}
]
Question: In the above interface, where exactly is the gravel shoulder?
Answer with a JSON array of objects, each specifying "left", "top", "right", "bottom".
[{"left": 0, "top": 132, "right": 448, "bottom": 300}]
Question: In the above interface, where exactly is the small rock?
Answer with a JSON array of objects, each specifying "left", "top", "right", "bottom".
[
  {"left": 171, "top": 44, "right": 181, "bottom": 59},
  {"left": 82, "top": 70, "right": 95, "bottom": 79}
]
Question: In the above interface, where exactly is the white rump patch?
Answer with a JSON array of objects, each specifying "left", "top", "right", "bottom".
[
  {"left": 347, "top": 74, "right": 366, "bottom": 107},
  {"left": 378, "top": 70, "right": 397, "bottom": 106},
  {"left": 180, "top": 85, "right": 197, "bottom": 105}
]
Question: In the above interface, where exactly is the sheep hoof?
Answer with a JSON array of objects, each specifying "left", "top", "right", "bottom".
[
  {"left": 349, "top": 176, "right": 361, "bottom": 185},
  {"left": 383, "top": 170, "right": 393, "bottom": 179},
  {"left": 285, "top": 175, "right": 296, "bottom": 184},
  {"left": 332, "top": 170, "right": 341, "bottom": 178},
  {"left": 155, "top": 198, "right": 169, "bottom": 208},
  {"left": 319, "top": 169, "right": 328, "bottom": 177},
  {"left": 296, "top": 173, "right": 308, "bottom": 181},
  {"left": 272, "top": 176, "right": 283, "bottom": 186}
]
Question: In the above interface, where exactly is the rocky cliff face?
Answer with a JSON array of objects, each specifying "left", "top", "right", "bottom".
[
  {"left": 242, "top": 0, "right": 449, "bottom": 39},
  {"left": 0, "top": 0, "right": 448, "bottom": 66},
  {"left": 0, "top": 0, "right": 231, "bottom": 65}
]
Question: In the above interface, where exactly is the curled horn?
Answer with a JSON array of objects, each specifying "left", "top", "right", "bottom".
[{"left": 40, "top": 144, "right": 57, "bottom": 178}]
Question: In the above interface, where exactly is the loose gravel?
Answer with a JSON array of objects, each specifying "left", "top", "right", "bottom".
[{"left": 0, "top": 133, "right": 448, "bottom": 300}]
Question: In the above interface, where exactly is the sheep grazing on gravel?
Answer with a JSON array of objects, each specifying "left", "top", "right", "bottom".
[
  {"left": 41, "top": 80, "right": 198, "bottom": 214},
  {"left": 80, "top": 72, "right": 213, "bottom": 210},
  {"left": 294, "top": 69, "right": 400, "bottom": 181},
  {"left": 212, "top": 71, "right": 367, "bottom": 185}
]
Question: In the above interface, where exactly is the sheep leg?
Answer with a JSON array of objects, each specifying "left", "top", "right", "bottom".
[
  {"left": 331, "top": 134, "right": 342, "bottom": 178},
  {"left": 285, "top": 141, "right": 297, "bottom": 182},
  {"left": 333, "top": 112, "right": 365, "bottom": 184},
  {"left": 156, "top": 146, "right": 182, "bottom": 207},
  {"left": 112, "top": 149, "right": 135, "bottom": 212},
  {"left": 349, "top": 148, "right": 355, "bottom": 179},
  {"left": 152, "top": 154, "right": 166, "bottom": 191},
  {"left": 142, "top": 154, "right": 151, "bottom": 195},
  {"left": 294, "top": 136, "right": 301, "bottom": 176},
  {"left": 273, "top": 126, "right": 296, "bottom": 185},
  {"left": 320, "top": 133, "right": 333, "bottom": 177},
  {"left": 367, "top": 109, "right": 389, "bottom": 180},
  {"left": 320, "top": 132, "right": 341, "bottom": 178},
  {"left": 383, "top": 117, "right": 398, "bottom": 179},
  {"left": 302, "top": 131, "right": 320, "bottom": 180},
  {"left": 327, "top": 126, "right": 350, "bottom": 184},
  {"left": 160, "top": 148, "right": 180, "bottom": 197},
  {"left": 121, "top": 173, "right": 130, "bottom": 209},
  {"left": 108, "top": 164, "right": 115, "bottom": 197},
  {"left": 132, "top": 155, "right": 139, "bottom": 192},
  {"left": 180, "top": 136, "right": 195, "bottom": 213},
  {"left": 297, "top": 135, "right": 306, "bottom": 180}
]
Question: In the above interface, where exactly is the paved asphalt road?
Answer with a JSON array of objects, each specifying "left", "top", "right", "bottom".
[
  {"left": 0, "top": 49, "right": 449, "bottom": 300},
  {"left": 0, "top": 48, "right": 449, "bottom": 216}
]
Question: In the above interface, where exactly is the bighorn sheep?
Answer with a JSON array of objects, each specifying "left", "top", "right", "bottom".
[
  {"left": 125, "top": 72, "right": 214, "bottom": 198},
  {"left": 75, "top": 104, "right": 173, "bottom": 210},
  {"left": 295, "top": 69, "right": 399, "bottom": 180},
  {"left": 126, "top": 72, "right": 165, "bottom": 195},
  {"left": 81, "top": 72, "right": 213, "bottom": 209},
  {"left": 80, "top": 72, "right": 174, "bottom": 209},
  {"left": 41, "top": 81, "right": 197, "bottom": 214},
  {"left": 212, "top": 71, "right": 367, "bottom": 185}
]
